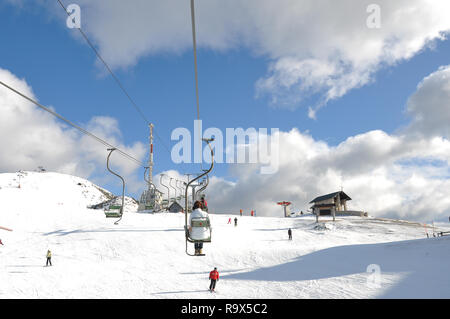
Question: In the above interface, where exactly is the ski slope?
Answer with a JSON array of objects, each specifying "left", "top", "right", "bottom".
[{"left": 1, "top": 171, "right": 450, "bottom": 299}]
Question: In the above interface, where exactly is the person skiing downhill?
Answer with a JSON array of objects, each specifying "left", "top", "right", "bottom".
[
  {"left": 188, "top": 201, "right": 210, "bottom": 256},
  {"left": 234, "top": 217, "right": 238, "bottom": 227},
  {"left": 46, "top": 250, "right": 52, "bottom": 266},
  {"left": 288, "top": 228, "right": 292, "bottom": 240},
  {"left": 227, "top": 217, "right": 231, "bottom": 224},
  {"left": 0, "top": 238, "right": 3, "bottom": 245},
  {"left": 209, "top": 267, "right": 219, "bottom": 292}
]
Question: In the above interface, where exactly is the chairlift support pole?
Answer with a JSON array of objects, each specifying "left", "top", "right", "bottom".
[{"left": 148, "top": 123, "right": 154, "bottom": 188}]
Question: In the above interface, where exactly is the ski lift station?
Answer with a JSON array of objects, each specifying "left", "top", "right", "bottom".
[{"left": 309, "top": 191, "right": 368, "bottom": 221}]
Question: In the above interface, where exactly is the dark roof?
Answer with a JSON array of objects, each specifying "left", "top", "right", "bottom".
[
  {"left": 168, "top": 202, "right": 184, "bottom": 212},
  {"left": 309, "top": 191, "right": 351, "bottom": 204}
]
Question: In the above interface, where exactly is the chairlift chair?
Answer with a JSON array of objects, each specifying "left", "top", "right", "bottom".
[
  {"left": 184, "top": 138, "right": 214, "bottom": 256},
  {"left": 104, "top": 148, "right": 125, "bottom": 224}
]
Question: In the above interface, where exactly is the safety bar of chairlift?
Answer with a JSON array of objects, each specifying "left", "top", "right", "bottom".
[
  {"left": 106, "top": 148, "right": 125, "bottom": 225},
  {"left": 185, "top": 138, "right": 214, "bottom": 245}
]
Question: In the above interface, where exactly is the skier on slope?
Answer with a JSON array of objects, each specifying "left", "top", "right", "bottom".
[
  {"left": 227, "top": 217, "right": 231, "bottom": 224},
  {"left": 189, "top": 201, "right": 210, "bottom": 256},
  {"left": 0, "top": 238, "right": 3, "bottom": 245},
  {"left": 209, "top": 267, "right": 219, "bottom": 292},
  {"left": 234, "top": 217, "right": 238, "bottom": 227},
  {"left": 288, "top": 228, "right": 292, "bottom": 240},
  {"left": 46, "top": 250, "right": 52, "bottom": 266}
]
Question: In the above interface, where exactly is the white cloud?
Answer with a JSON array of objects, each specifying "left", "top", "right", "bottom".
[
  {"left": 201, "top": 66, "right": 450, "bottom": 222},
  {"left": 0, "top": 68, "right": 146, "bottom": 195},
  {"left": 32, "top": 0, "right": 448, "bottom": 115},
  {"left": 406, "top": 65, "right": 450, "bottom": 138}
]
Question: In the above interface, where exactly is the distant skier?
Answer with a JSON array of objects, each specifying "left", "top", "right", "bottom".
[
  {"left": 0, "top": 238, "right": 3, "bottom": 245},
  {"left": 209, "top": 267, "right": 219, "bottom": 292},
  {"left": 251, "top": 210, "right": 254, "bottom": 217},
  {"left": 288, "top": 228, "right": 292, "bottom": 240},
  {"left": 46, "top": 250, "right": 52, "bottom": 266},
  {"left": 227, "top": 217, "right": 232, "bottom": 224},
  {"left": 240, "top": 209, "right": 243, "bottom": 216},
  {"left": 234, "top": 217, "right": 238, "bottom": 227}
]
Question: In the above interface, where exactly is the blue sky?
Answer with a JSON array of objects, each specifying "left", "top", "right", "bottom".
[
  {"left": 1, "top": 1, "right": 450, "bottom": 220},
  {"left": 1, "top": 2, "right": 448, "bottom": 172}
]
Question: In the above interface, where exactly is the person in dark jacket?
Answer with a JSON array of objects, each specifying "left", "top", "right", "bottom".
[
  {"left": 209, "top": 267, "right": 219, "bottom": 292},
  {"left": 288, "top": 228, "right": 292, "bottom": 240},
  {"left": 46, "top": 250, "right": 52, "bottom": 266},
  {"left": 234, "top": 217, "right": 238, "bottom": 227},
  {"left": 200, "top": 196, "right": 208, "bottom": 212}
]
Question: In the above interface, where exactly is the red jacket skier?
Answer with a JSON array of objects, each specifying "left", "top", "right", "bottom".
[{"left": 209, "top": 267, "right": 219, "bottom": 292}]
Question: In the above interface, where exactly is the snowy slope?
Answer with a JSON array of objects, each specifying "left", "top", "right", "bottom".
[{"left": 0, "top": 171, "right": 450, "bottom": 299}]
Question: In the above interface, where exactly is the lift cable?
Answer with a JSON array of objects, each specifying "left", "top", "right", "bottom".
[
  {"left": 0, "top": 79, "right": 145, "bottom": 167},
  {"left": 56, "top": 0, "right": 172, "bottom": 157}
]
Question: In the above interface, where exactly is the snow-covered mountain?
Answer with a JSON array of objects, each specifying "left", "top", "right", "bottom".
[{"left": 0, "top": 171, "right": 449, "bottom": 298}]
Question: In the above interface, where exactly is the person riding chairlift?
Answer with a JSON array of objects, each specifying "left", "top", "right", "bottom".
[
  {"left": 189, "top": 200, "right": 210, "bottom": 255},
  {"left": 200, "top": 195, "right": 208, "bottom": 212}
]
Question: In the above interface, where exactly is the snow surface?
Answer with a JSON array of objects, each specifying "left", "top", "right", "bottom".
[{"left": 1, "top": 171, "right": 450, "bottom": 299}]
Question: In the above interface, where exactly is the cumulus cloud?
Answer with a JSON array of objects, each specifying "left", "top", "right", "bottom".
[
  {"left": 36, "top": 0, "right": 450, "bottom": 116},
  {"left": 406, "top": 65, "right": 450, "bottom": 138},
  {"left": 202, "top": 66, "right": 450, "bottom": 222},
  {"left": 0, "top": 68, "right": 146, "bottom": 194}
]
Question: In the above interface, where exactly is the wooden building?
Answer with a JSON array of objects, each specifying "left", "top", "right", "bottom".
[{"left": 309, "top": 191, "right": 366, "bottom": 221}]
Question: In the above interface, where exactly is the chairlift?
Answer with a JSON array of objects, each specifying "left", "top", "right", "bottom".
[
  {"left": 195, "top": 172, "right": 209, "bottom": 201},
  {"left": 169, "top": 177, "right": 179, "bottom": 205},
  {"left": 104, "top": 148, "right": 125, "bottom": 225},
  {"left": 138, "top": 167, "right": 163, "bottom": 213},
  {"left": 184, "top": 138, "right": 214, "bottom": 256},
  {"left": 159, "top": 174, "right": 170, "bottom": 210}
]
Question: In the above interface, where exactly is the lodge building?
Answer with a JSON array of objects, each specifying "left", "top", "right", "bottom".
[{"left": 309, "top": 191, "right": 367, "bottom": 221}]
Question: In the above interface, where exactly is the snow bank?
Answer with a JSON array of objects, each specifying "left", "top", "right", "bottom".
[{"left": 0, "top": 171, "right": 449, "bottom": 298}]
